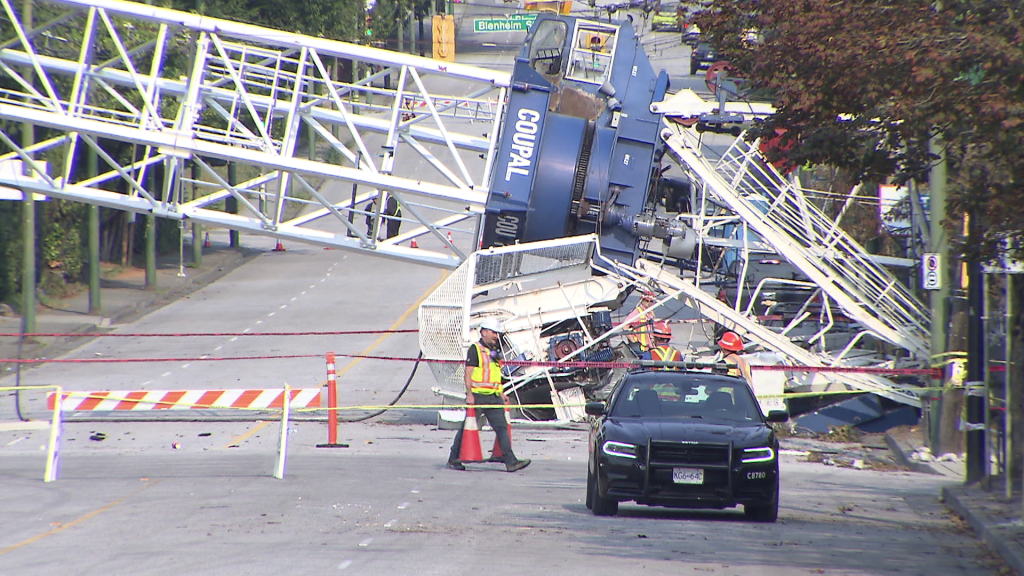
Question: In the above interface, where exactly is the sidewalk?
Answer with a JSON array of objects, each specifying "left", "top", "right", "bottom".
[
  {"left": 887, "top": 428, "right": 1024, "bottom": 575},
  {"left": 0, "top": 235, "right": 260, "bottom": 378}
]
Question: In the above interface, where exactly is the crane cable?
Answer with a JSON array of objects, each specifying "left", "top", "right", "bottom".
[{"left": 339, "top": 351, "right": 423, "bottom": 422}]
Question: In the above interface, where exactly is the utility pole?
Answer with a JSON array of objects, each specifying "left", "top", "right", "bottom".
[
  {"left": 227, "top": 162, "right": 239, "bottom": 247},
  {"left": 88, "top": 147, "right": 101, "bottom": 313},
  {"left": 965, "top": 210, "right": 986, "bottom": 484},
  {"left": 20, "top": 0, "right": 36, "bottom": 335},
  {"left": 928, "top": 137, "right": 950, "bottom": 450}
]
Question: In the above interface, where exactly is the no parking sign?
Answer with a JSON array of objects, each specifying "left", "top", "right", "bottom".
[{"left": 922, "top": 253, "right": 941, "bottom": 290}]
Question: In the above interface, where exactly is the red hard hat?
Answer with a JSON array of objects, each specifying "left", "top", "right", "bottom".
[
  {"left": 718, "top": 331, "right": 744, "bottom": 351},
  {"left": 653, "top": 320, "right": 671, "bottom": 338}
]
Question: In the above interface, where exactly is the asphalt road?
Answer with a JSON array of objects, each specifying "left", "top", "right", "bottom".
[{"left": 0, "top": 429, "right": 999, "bottom": 575}]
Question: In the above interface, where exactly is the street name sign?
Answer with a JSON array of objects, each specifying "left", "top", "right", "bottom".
[{"left": 473, "top": 14, "right": 538, "bottom": 33}]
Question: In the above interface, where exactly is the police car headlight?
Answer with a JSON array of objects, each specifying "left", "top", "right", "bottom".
[
  {"left": 741, "top": 446, "right": 775, "bottom": 463},
  {"left": 602, "top": 441, "right": 638, "bottom": 459}
]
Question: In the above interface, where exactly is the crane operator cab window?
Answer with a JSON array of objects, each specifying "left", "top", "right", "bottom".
[
  {"left": 566, "top": 22, "right": 617, "bottom": 84},
  {"left": 528, "top": 19, "right": 569, "bottom": 76}
]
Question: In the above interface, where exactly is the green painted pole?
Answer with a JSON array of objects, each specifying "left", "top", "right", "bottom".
[
  {"left": 191, "top": 161, "right": 202, "bottom": 266},
  {"left": 21, "top": 187, "right": 36, "bottom": 335},
  {"left": 928, "top": 137, "right": 950, "bottom": 450},
  {"left": 88, "top": 147, "right": 100, "bottom": 313},
  {"left": 145, "top": 165, "right": 156, "bottom": 288},
  {"left": 227, "top": 162, "right": 239, "bottom": 247},
  {"left": 145, "top": 214, "right": 156, "bottom": 288},
  {"left": 20, "top": 0, "right": 35, "bottom": 335}
]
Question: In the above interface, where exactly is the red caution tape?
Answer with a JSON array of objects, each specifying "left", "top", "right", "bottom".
[
  {"left": 0, "top": 350, "right": 944, "bottom": 379},
  {"left": 0, "top": 329, "right": 418, "bottom": 339}
]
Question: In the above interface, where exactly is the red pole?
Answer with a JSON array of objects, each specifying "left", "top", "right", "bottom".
[{"left": 326, "top": 351, "right": 338, "bottom": 445}]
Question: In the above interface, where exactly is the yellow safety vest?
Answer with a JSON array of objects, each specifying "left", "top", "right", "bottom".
[
  {"left": 469, "top": 342, "right": 502, "bottom": 395},
  {"left": 724, "top": 354, "right": 742, "bottom": 378},
  {"left": 627, "top": 304, "right": 653, "bottom": 351},
  {"left": 650, "top": 346, "right": 683, "bottom": 399},
  {"left": 650, "top": 345, "right": 682, "bottom": 363}
]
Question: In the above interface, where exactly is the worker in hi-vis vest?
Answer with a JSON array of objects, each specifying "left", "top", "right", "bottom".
[
  {"left": 642, "top": 321, "right": 684, "bottom": 400},
  {"left": 718, "top": 330, "right": 754, "bottom": 389},
  {"left": 625, "top": 292, "right": 657, "bottom": 353},
  {"left": 642, "top": 321, "right": 682, "bottom": 364},
  {"left": 447, "top": 317, "right": 531, "bottom": 473}
]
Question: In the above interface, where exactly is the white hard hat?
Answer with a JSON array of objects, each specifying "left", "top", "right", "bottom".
[{"left": 478, "top": 317, "right": 504, "bottom": 333}]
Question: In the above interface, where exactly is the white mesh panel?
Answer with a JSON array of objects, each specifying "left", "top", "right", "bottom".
[{"left": 420, "top": 236, "right": 598, "bottom": 393}]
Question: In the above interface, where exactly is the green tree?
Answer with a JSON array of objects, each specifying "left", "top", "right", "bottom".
[
  {"left": 697, "top": 0, "right": 1024, "bottom": 469},
  {"left": 697, "top": 0, "right": 1024, "bottom": 258}
]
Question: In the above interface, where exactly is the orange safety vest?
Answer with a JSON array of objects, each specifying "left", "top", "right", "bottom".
[{"left": 469, "top": 342, "right": 502, "bottom": 395}]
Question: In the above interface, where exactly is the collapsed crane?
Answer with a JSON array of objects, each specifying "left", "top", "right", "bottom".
[{"left": 0, "top": 0, "right": 931, "bottom": 420}]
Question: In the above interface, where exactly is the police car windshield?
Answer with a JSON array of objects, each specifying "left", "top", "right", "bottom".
[{"left": 611, "top": 377, "right": 760, "bottom": 421}]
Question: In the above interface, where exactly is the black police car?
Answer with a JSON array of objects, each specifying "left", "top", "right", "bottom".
[{"left": 585, "top": 369, "right": 787, "bottom": 521}]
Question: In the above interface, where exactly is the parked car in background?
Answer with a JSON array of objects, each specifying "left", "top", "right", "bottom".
[
  {"left": 651, "top": 1, "right": 682, "bottom": 31},
  {"left": 689, "top": 41, "right": 716, "bottom": 75}
]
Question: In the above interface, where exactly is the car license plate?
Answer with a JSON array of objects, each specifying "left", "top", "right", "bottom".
[{"left": 672, "top": 467, "right": 703, "bottom": 484}]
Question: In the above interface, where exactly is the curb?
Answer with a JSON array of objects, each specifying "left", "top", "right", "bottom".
[
  {"left": 884, "top": 432, "right": 941, "bottom": 475},
  {"left": 0, "top": 248, "right": 260, "bottom": 381},
  {"left": 941, "top": 485, "right": 1024, "bottom": 576}
]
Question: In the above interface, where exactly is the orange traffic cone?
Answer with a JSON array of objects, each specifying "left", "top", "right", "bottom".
[
  {"left": 203, "top": 232, "right": 211, "bottom": 248},
  {"left": 458, "top": 407, "right": 483, "bottom": 463},
  {"left": 410, "top": 239, "right": 418, "bottom": 249},
  {"left": 273, "top": 240, "right": 286, "bottom": 252},
  {"left": 489, "top": 405, "right": 513, "bottom": 462}
]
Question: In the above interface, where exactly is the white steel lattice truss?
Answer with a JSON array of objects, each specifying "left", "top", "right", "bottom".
[
  {"left": 655, "top": 119, "right": 930, "bottom": 406},
  {"left": 662, "top": 125, "right": 930, "bottom": 359},
  {"left": 418, "top": 236, "right": 609, "bottom": 396},
  {"left": 0, "top": 0, "right": 509, "bottom": 268}
]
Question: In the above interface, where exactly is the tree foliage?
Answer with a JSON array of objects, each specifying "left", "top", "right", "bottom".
[{"left": 697, "top": 0, "right": 1024, "bottom": 259}]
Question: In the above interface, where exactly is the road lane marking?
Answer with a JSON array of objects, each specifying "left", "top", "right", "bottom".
[
  {"left": 384, "top": 519, "right": 397, "bottom": 528},
  {"left": 6, "top": 437, "right": 26, "bottom": 446},
  {"left": 221, "top": 421, "right": 270, "bottom": 449},
  {"left": 161, "top": 372, "right": 172, "bottom": 377},
  {"left": 0, "top": 480, "right": 161, "bottom": 557},
  {"left": 335, "top": 272, "right": 447, "bottom": 378},
  {"left": 337, "top": 560, "right": 353, "bottom": 570},
  {"left": 397, "top": 502, "right": 409, "bottom": 510},
  {"left": 358, "top": 538, "right": 373, "bottom": 547}
]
